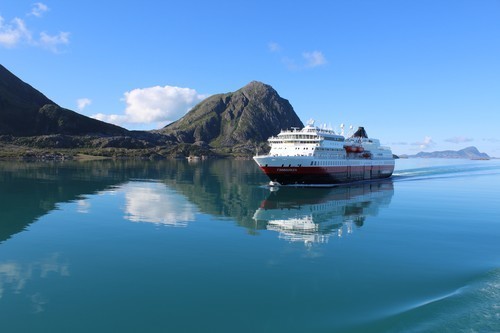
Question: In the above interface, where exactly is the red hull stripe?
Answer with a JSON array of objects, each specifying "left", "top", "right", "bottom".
[{"left": 260, "top": 165, "right": 395, "bottom": 185}]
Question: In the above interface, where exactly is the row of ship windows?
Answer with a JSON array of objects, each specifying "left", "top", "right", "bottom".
[
  {"left": 316, "top": 147, "right": 344, "bottom": 151},
  {"left": 273, "top": 137, "right": 344, "bottom": 143},
  {"left": 273, "top": 147, "right": 312, "bottom": 150},
  {"left": 271, "top": 141, "right": 318, "bottom": 144},
  {"left": 324, "top": 137, "right": 344, "bottom": 142},
  {"left": 279, "top": 135, "right": 342, "bottom": 141},
  {"left": 308, "top": 160, "right": 391, "bottom": 166},
  {"left": 310, "top": 161, "right": 346, "bottom": 166},
  {"left": 273, "top": 147, "right": 344, "bottom": 151},
  {"left": 278, "top": 135, "right": 318, "bottom": 140}
]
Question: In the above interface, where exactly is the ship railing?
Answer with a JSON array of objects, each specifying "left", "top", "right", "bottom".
[{"left": 269, "top": 138, "right": 321, "bottom": 143}]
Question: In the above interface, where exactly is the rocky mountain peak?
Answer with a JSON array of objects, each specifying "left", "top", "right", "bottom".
[{"left": 160, "top": 81, "right": 304, "bottom": 152}]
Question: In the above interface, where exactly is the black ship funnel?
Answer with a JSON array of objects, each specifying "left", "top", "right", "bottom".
[{"left": 351, "top": 127, "right": 368, "bottom": 138}]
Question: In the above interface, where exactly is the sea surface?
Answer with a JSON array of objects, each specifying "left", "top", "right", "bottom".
[{"left": 0, "top": 158, "right": 499, "bottom": 332}]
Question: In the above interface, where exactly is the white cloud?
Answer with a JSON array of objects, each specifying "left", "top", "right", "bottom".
[
  {"left": 76, "top": 98, "right": 92, "bottom": 111},
  {"left": 39, "top": 31, "right": 70, "bottom": 52},
  {"left": 30, "top": 3, "right": 49, "bottom": 17},
  {"left": 93, "top": 85, "right": 207, "bottom": 128},
  {"left": 0, "top": 16, "right": 32, "bottom": 47},
  {"left": 268, "top": 41, "right": 281, "bottom": 52},
  {"left": 0, "top": 5, "right": 69, "bottom": 52},
  {"left": 303, "top": 51, "right": 327, "bottom": 68},
  {"left": 270, "top": 43, "right": 327, "bottom": 70},
  {"left": 93, "top": 113, "right": 128, "bottom": 125},
  {"left": 445, "top": 136, "right": 473, "bottom": 144},
  {"left": 412, "top": 136, "right": 436, "bottom": 150},
  {"left": 124, "top": 85, "right": 204, "bottom": 123}
]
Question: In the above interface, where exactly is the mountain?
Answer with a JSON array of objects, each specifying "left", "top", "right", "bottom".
[
  {"left": 159, "top": 81, "right": 303, "bottom": 153},
  {"left": 0, "top": 64, "right": 305, "bottom": 158},
  {"left": 0, "top": 64, "right": 128, "bottom": 136},
  {"left": 408, "top": 146, "right": 490, "bottom": 159}
]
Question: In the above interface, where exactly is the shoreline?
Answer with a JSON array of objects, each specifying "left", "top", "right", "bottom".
[{"left": 0, "top": 144, "right": 252, "bottom": 161}]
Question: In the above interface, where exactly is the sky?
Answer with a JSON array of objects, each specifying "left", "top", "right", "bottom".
[{"left": 1, "top": 0, "right": 499, "bottom": 156}]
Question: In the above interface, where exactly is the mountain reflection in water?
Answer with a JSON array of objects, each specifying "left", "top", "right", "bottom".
[
  {"left": 253, "top": 181, "right": 394, "bottom": 244},
  {"left": 0, "top": 159, "right": 270, "bottom": 241},
  {"left": 1, "top": 159, "right": 394, "bottom": 244}
]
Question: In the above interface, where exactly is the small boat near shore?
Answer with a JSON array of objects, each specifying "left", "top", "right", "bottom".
[{"left": 253, "top": 120, "right": 395, "bottom": 185}]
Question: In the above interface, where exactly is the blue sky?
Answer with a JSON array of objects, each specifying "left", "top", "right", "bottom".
[{"left": 1, "top": 0, "right": 499, "bottom": 156}]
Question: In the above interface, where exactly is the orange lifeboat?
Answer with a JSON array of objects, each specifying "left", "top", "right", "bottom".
[
  {"left": 344, "top": 144, "right": 364, "bottom": 153},
  {"left": 344, "top": 145, "right": 355, "bottom": 153}
]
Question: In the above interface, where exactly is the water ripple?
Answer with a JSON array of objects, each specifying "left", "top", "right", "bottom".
[
  {"left": 393, "top": 163, "right": 500, "bottom": 183},
  {"left": 366, "top": 268, "right": 500, "bottom": 333}
]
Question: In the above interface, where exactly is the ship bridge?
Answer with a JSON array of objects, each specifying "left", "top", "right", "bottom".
[{"left": 268, "top": 124, "right": 345, "bottom": 157}]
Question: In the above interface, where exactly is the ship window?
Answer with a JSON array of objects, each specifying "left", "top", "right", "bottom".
[{"left": 310, "top": 162, "right": 313, "bottom": 166}]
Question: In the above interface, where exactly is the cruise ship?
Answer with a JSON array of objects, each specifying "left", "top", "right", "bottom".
[{"left": 253, "top": 120, "right": 395, "bottom": 185}]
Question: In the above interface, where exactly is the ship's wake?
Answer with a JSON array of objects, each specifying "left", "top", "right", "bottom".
[
  {"left": 362, "top": 268, "right": 500, "bottom": 333},
  {"left": 392, "top": 163, "right": 500, "bottom": 182}
]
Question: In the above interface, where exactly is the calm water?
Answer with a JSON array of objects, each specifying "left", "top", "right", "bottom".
[{"left": 0, "top": 158, "right": 499, "bottom": 332}]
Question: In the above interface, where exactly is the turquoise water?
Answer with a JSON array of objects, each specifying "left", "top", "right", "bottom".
[{"left": 0, "top": 158, "right": 499, "bottom": 332}]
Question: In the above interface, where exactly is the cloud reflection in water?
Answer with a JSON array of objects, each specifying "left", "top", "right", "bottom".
[
  {"left": 123, "top": 182, "right": 198, "bottom": 227},
  {"left": 0, "top": 253, "right": 69, "bottom": 312}
]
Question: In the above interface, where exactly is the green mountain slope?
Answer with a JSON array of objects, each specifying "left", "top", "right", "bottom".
[
  {"left": 160, "top": 81, "right": 304, "bottom": 150},
  {"left": 0, "top": 64, "right": 128, "bottom": 136}
]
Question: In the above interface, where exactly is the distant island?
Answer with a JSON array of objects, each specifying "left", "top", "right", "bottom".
[{"left": 399, "top": 146, "right": 490, "bottom": 160}]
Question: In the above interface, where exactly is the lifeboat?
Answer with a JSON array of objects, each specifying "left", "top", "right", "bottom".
[{"left": 344, "top": 145, "right": 364, "bottom": 153}]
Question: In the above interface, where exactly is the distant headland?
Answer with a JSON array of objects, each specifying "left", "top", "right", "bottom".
[{"left": 399, "top": 146, "right": 490, "bottom": 160}]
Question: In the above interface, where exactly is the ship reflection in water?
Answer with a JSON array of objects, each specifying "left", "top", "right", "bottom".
[{"left": 253, "top": 180, "right": 394, "bottom": 244}]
